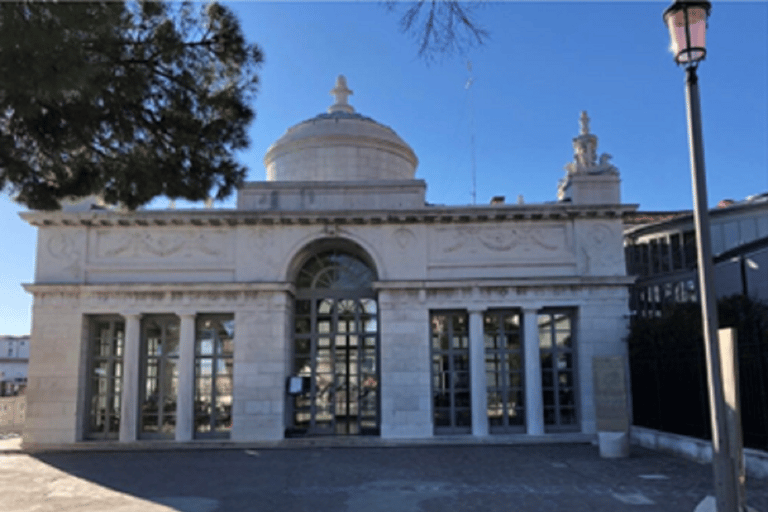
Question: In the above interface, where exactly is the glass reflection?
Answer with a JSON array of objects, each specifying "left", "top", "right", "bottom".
[
  {"left": 484, "top": 310, "right": 524, "bottom": 432},
  {"left": 195, "top": 315, "right": 234, "bottom": 438}
]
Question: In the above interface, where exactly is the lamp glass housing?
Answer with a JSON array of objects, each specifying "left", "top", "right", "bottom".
[{"left": 664, "top": 2, "right": 710, "bottom": 65}]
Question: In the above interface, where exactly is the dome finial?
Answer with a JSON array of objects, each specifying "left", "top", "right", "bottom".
[
  {"left": 329, "top": 75, "right": 354, "bottom": 114},
  {"left": 579, "top": 110, "right": 591, "bottom": 135}
]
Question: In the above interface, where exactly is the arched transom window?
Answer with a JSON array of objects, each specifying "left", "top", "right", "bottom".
[{"left": 296, "top": 250, "right": 376, "bottom": 291}]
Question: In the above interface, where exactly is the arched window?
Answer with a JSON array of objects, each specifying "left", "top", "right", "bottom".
[
  {"left": 295, "top": 250, "right": 376, "bottom": 292},
  {"left": 289, "top": 246, "right": 379, "bottom": 437}
]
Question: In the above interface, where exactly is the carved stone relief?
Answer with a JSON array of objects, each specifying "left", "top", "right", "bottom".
[
  {"left": 430, "top": 224, "right": 572, "bottom": 264},
  {"left": 579, "top": 223, "right": 624, "bottom": 275},
  {"left": 46, "top": 230, "right": 86, "bottom": 279},
  {"left": 393, "top": 227, "right": 416, "bottom": 249},
  {"left": 94, "top": 229, "right": 232, "bottom": 262}
]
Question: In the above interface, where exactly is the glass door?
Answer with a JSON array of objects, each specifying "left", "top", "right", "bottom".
[
  {"left": 139, "top": 315, "right": 180, "bottom": 439},
  {"left": 291, "top": 297, "right": 378, "bottom": 436}
]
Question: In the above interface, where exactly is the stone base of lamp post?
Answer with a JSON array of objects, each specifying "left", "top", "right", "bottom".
[{"left": 694, "top": 496, "right": 757, "bottom": 512}]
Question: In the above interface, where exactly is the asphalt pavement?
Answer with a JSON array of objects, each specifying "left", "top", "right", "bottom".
[{"left": 1, "top": 440, "right": 766, "bottom": 512}]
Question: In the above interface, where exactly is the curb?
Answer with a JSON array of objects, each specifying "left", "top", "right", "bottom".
[
  {"left": 5, "top": 433, "right": 594, "bottom": 455},
  {"left": 631, "top": 425, "right": 768, "bottom": 480}
]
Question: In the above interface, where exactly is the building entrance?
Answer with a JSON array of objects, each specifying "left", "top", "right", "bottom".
[{"left": 288, "top": 249, "right": 379, "bottom": 436}]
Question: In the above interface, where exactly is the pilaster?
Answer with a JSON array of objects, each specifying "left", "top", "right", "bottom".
[
  {"left": 523, "top": 308, "right": 545, "bottom": 435},
  {"left": 469, "top": 308, "right": 488, "bottom": 437},
  {"left": 119, "top": 312, "right": 141, "bottom": 442},
  {"left": 176, "top": 312, "right": 196, "bottom": 442}
]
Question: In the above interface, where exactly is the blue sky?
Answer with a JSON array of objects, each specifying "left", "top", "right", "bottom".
[{"left": 1, "top": 1, "right": 767, "bottom": 335}]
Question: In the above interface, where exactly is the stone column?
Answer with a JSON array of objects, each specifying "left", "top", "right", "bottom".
[
  {"left": 119, "top": 312, "right": 141, "bottom": 443},
  {"left": 469, "top": 309, "right": 488, "bottom": 437},
  {"left": 176, "top": 312, "right": 196, "bottom": 442},
  {"left": 523, "top": 308, "right": 545, "bottom": 435}
]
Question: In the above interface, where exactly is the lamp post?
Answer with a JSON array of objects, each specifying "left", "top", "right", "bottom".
[{"left": 663, "top": 2, "right": 743, "bottom": 511}]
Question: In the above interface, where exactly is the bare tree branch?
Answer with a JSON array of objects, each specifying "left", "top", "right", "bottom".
[{"left": 385, "top": 0, "right": 489, "bottom": 61}]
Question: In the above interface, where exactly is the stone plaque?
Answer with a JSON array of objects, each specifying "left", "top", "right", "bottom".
[{"left": 592, "top": 356, "right": 629, "bottom": 432}]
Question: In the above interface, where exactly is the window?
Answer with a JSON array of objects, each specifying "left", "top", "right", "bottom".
[
  {"left": 670, "top": 233, "right": 683, "bottom": 270},
  {"left": 639, "top": 243, "right": 650, "bottom": 276},
  {"left": 139, "top": 315, "right": 180, "bottom": 439},
  {"left": 195, "top": 315, "right": 234, "bottom": 439},
  {"left": 430, "top": 310, "right": 471, "bottom": 434},
  {"left": 659, "top": 237, "right": 671, "bottom": 273},
  {"left": 484, "top": 310, "right": 525, "bottom": 433},
  {"left": 683, "top": 231, "right": 697, "bottom": 269},
  {"left": 650, "top": 239, "right": 660, "bottom": 275},
  {"left": 539, "top": 310, "right": 578, "bottom": 431},
  {"left": 295, "top": 250, "right": 376, "bottom": 290},
  {"left": 85, "top": 317, "right": 124, "bottom": 440}
]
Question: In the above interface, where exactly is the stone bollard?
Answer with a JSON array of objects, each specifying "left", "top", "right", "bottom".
[{"left": 598, "top": 431, "right": 630, "bottom": 458}]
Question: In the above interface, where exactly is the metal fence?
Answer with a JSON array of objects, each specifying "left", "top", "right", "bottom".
[
  {"left": 739, "top": 330, "right": 768, "bottom": 450},
  {"left": 630, "top": 344, "right": 710, "bottom": 440},
  {"left": 628, "top": 298, "right": 768, "bottom": 452},
  {"left": 0, "top": 394, "right": 26, "bottom": 434}
]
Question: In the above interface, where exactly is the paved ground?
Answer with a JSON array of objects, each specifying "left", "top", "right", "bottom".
[{"left": 1, "top": 440, "right": 766, "bottom": 512}]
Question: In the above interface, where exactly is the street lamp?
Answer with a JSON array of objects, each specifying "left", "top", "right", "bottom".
[
  {"left": 663, "top": 2, "right": 745, "bottom": 511},
  {"left": 664, "top": 1, "right": 710, "bottom": 66}
]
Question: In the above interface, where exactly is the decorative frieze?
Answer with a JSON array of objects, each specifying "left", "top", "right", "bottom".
[
  {"left": 23, "top": 283, "right": 293, "bottom": 310},
  {"left": 93, "top": 228, "right": 233, "bottom": 263},
  {"left": 373, "top": 279, "right": 632, "bottom": 308},
  {"left": 27, "top": 289, "right": 82, "bottom": 306},
  {"left": 429, "top": 223, "right": 574, "bottom": 265}
]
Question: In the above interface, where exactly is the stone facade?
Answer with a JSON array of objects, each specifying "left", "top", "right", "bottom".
[{"left": 21, "top": 77, "right": 634, "bottom": 446}]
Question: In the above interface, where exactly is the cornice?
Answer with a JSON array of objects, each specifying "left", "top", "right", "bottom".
[{"left": 20, "top": 203, "right": 639, "bottom": 228}]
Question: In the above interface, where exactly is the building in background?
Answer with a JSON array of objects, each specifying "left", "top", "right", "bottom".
[
  {"left": 624, "top": 193, "right": 768, "bottom": 316},
  {"left": 20, "top": 77, "right": 634, "bottom": 446},
  {"left": 0, "top": 335, "right": 29, "bottom": 396}
]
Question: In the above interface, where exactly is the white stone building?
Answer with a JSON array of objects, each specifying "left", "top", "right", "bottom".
[
  {"left": 0, "top": 335, "right": 29, "bottom": 396},
  {"left": 21, "top": 77, "right": 634, "bottom": 446}
]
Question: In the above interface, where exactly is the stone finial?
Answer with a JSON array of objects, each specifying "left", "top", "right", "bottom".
[
  {"left": 563, "top": 111, "right": 618, "bottom": 177},
  {"left": 579, "top": 111, "right": 591, "bottom": 135},
  {"left": 328, "top": 75, "right": 354, "bottom": 114},
  {"left": 559, "top": 112, "right": 620, "bottom": 203}
]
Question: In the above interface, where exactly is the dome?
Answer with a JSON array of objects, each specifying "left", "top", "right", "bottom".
[{"left": 264, "top": 75, "right": 418, "bottom": 182}]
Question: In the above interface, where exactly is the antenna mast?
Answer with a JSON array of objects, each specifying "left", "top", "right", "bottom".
[{"left": 466, "top": 60, "right": 477, "bottom": 205}]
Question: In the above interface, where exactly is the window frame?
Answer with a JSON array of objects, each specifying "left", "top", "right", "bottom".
[
  {"left": 138, "top": 314, "right": 180, "bottom": 440},
  {"left": 194, "top": 314, "right": 235, "bottom": 439},
  {"left": 538, "top": 308, "right": 580, "bottom": 432},
  {"left": 430, "top": 309, "right": 472, "bottom": 435},
  {"left": 84, "top": 315, "right": 125, "bottom": 441},
  {"left": 484, "top": 309, "right": 526, "bottom": 434}
]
